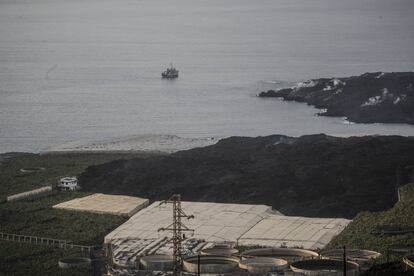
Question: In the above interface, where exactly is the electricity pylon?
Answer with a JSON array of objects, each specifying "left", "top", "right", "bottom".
[{"left": 158, "top": 194, "right": 194, "bottom": 276}]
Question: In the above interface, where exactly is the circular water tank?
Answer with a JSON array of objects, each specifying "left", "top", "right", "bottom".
[
  {"left": 389, "top": 245, "right": 414, "bottom": 256},
  {"left": 321, "top": 249, "right": 381, "bottom": 271},
  {"left": 290, "top": 259, "right": 359, "bottom": 276},
  {"left": 242, "top": 248, "right": 319, "bottom": 263},
  {"left": 58, "top": 257, "right": 91, "bottom": 269},
  {"left": 140, "top": 255, "right": 174, "bottom": 271},
  {"left": 239, "top": 257, "right": 288, "bottom": 273},
  {"left": 403, "top": 254, "right": 414, "bottom": 270},
  {"left": 183, "top": 254, "right": 240, "bottom": 274},
  {"left": 201, "top": 247, "right": 239, "bottom": 256}
]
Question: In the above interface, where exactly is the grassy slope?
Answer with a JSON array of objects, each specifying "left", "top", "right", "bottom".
[
  {"left": 0, "top": 243, "right": 91, "bottom": 276},
  {"left": 0, "top": 152, "right": 154, "bottom": 197},
  {"left": 326, "top": 183, "right": 414, "bottom": 261},
  {"left": 0, "top": 152, "right": 152, "bottom": 276},
  {"left": 0, "top": 193, "right": 125, "bottom": 244}
]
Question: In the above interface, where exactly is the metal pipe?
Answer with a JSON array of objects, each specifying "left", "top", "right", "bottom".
[
  {"left": 343, "top": 245, "right": 347, "bottom": 276},
  {"left": 197, "top": 253, "right": 201, "bottom": 276}
]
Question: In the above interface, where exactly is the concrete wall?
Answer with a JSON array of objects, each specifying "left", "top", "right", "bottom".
[{"left": 6, "top": 186, "right": 53, "bottom": 202}]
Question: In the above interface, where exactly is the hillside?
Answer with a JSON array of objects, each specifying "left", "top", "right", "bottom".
[
  {"left": 327, "top": 183, "right": 414, "bottom": 275},
  {"left": 327, "top": 183, "right": 414, "bottom": 253},
  {"left": 0, "top": 152, "right": 150, "bottom": 276},
  {"left": 79, "top": 134, "right": 414, "bottom": 218},
  {"left": 259, "top": 72, "right": 414, "bottom": 124}
]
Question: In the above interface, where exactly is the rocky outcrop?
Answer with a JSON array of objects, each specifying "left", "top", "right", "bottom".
[
  {"left": 259, "top": 72, "right": 414, "bottom": 124},
  {"left": 79, "top": 134, "right": 414, "bottom": 219}
]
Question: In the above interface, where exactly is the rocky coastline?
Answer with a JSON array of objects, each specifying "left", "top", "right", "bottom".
[{"left": 259, "top": 72, "right": 414, "bottom": 125}]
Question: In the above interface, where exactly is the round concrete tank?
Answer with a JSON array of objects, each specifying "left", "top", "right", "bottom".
[
  {"left": 140, "top": 255, "right": 174, "bottom": 271},
  {"left": 403, "top": 254, "right": 414, "bottom": 270},
  {"left": 242, "top": 248, "right": 319, "bottom": 263},
  {"left": 388, "top": 244, "right": 414, "bottom": 256},
  {"left": 201, "top": 248, "right": 239, "bottom": 256},
  {"left": 58, "top": 257, "right": 91, "bottom": 269},
  {"left": 183, "top": 255, "right": 239, "bottom": 274},
  {"left": 321, "top": 249, "right": 381, "bottom": 271},
  {"left": 239, "top": 257, "right": 288, "bottom": 273},
  {"left": 290, "top": 259, "right": 359, "bottom": 276}
]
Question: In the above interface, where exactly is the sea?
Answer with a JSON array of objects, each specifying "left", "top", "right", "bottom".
[{"left": 1, "top": 0, "right": 414, "bottom": 153}]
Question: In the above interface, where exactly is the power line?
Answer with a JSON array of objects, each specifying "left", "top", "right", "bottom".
[{"left": 158, "top": 194, "right": 194, "bottom": 276}]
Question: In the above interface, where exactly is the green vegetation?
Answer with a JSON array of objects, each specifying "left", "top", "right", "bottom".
[
  {"left": 0, "top": 193, "right": 125, "bottom": 243},
  {"left": 1, "top": 145, "right": 413, "bottom": 274},
  {"left": 0, "top": 242, "right": 91, "bottom": 276},
  {"left": 326, "top": 183, "right": 414, "bottom": 262},
  {"left": 0, "top": 152, "right": 154, "bottom": 276},
  {"left": 0, "top": 152, "right": 154, "bottom": 197}
]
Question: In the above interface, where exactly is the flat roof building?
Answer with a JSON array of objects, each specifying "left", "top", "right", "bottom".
[
  {"left": 105, "top": 201, "right": 351, "bottom": 265},
  {"left": 53, "top": 193, "right": 149, "bottom": 217}
]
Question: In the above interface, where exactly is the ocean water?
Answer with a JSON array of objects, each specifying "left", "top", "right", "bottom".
[{"left": 1, "top": 0, "right": 414, "bottom": 153}]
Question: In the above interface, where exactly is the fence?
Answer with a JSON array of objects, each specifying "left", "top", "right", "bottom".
[{"left": 0, "top": 232, "right": 92, "bottom": 252}]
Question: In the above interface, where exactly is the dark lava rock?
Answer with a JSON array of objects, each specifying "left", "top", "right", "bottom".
[
  {"left": 259, "top": 72, "right": 414, "bottom": 124},
  {"left": 79, "top": 134, "right": 414, "bottom": 219}
]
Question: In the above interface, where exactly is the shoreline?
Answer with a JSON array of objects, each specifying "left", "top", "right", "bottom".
[
  {"left": 4, "top": 132, "right": 414, "bottom": 156},
  {"left": 42, "top": 134, "right": 221, "bottom": 154},
  {"left": 258, "top": 72, "right": 414, "bottom": 125}
]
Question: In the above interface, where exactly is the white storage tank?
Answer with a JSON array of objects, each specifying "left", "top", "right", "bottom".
[
  {"left": 321, "top": 249, "right": 381, "bottom": 271},
  {"left": 183, "top": 254, "right": 240, "bottom": 274},
  {"left": 201, "top": 247, "right": 239, "bottom": 256},
  {"left": 239, "top": 257, "right": 288, "bottom": 273},
  {"left": 242, "top": 247, "right": 319, "bottom": 263}
]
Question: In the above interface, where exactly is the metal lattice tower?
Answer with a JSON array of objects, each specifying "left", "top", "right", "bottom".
[{"left": 158, "top": 194, "right": 194, "bottom": 276}]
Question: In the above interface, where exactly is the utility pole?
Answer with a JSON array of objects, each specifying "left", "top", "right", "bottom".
[
  {"left": 158, "top": 194, "right": 194, "bottom": 276},
  {"left": 343, "top": 245, "right": 347, "bottom": 276},
  {"left": 396, "top": 166, "right": 403, "bottom": 202}
]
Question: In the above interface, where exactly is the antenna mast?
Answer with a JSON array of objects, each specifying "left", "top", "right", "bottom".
[{"left": 158, "top": 194, "right": 194, "bottom": 276}]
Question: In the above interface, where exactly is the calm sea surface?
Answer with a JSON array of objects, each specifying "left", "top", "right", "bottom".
[{"left": 1, "top": 0, "right": 414, "bottom": 152}]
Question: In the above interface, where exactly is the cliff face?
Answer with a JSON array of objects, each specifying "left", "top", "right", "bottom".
[
  {"left": 79, "top": 134, "right": 414, "bottom": 219},
  {"left": 259, "top": 72, "right": 414, "bottom": 124}
]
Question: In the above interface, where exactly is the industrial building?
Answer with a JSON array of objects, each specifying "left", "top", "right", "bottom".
[{"left": 105, "top": 201, "right": 351, "bottom": 268}]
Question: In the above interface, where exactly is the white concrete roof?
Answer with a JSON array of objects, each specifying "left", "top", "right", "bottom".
[
  {"left": 106, "top": 201, "right": 275, "bottom": 243},
  {"left": 238, "top": 216, "right": 350, "bottom": 249},
  {"left": 53, "top": 193, "right": 149, "bottom": 217},
  {"left": 105, "top": 201, "right": 350, "bottom": 250}
]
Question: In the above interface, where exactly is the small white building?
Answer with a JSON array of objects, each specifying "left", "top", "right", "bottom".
[{"left": 58, "top": 177, "right": 79, "bottom": 191}]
